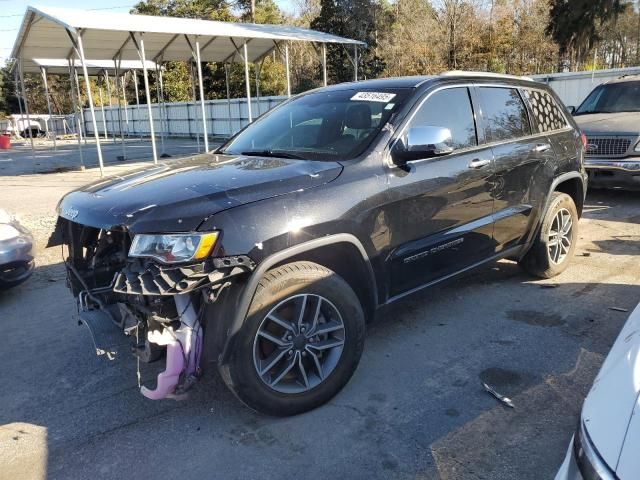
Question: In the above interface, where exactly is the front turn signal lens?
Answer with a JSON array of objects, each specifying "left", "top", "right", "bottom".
[{"left": 193, "top": 232, "right": 219, "bottom": 260}]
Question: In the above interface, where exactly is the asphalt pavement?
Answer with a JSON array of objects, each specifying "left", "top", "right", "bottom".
[{"left": 0, "top": 158, "right": 638, "bottom": 479}]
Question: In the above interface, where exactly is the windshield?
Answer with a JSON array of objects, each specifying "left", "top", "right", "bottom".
[
  {"left": 575, "top": 81, "right": 640, "bottom": 114},
  {"left": 220, "top": 88, "right": 409, "bottom": 160}
]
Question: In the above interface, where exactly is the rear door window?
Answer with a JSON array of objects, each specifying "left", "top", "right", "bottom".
[
  {"left": 479, "top": 87, "right": 531, "bottom": 142},
  {"left": 409, "top": 87, "right": 477, "bottom": 150},
  {"left": 523, "top": 89, "right": 568, "bottom": 132}
]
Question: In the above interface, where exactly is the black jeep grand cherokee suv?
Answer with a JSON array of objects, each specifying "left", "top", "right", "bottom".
[{"left": 52, "top": 72, "right": 587, "bottom": 415}]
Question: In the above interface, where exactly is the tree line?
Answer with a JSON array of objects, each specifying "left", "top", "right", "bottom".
[{"left": 1, "top": 0, "right": 638, "bottom": 117}]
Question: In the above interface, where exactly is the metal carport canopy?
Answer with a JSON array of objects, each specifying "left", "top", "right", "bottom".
[
  {"left": 11, "top": 6, "right": 365, "bottom": 177},
  {"left": 11, "top": 6, "right": 365, "bottom": 65}
]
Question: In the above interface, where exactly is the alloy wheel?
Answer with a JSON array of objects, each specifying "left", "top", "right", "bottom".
[
  {"left": 548, "top": 207, "right": 573, "bottom": 265},
  {"left": 253, "top": 294, "right": 345, "bottom": 394}
]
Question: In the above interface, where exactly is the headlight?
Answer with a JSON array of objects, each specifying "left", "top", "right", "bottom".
[
  {"left": 129, "top": 232, "right": 219, "bottom": 264},
  {"left": 635, "top": 140, "right": 640, "bottom": 152},
  {"left": 0, "top": 224, "right": 20, "bottom": 241}
]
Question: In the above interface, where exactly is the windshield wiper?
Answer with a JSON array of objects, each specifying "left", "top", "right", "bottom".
[{"left": 239, "top": 149, "right": 304, "bottom": 160}]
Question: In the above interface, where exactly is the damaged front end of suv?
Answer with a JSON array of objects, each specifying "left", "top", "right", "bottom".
[
  {"left": 48, "top": 150, "right": 343, "bottom": 406},
  {"left": 53, "top": 217, "right": 254, "bottom": 399}
]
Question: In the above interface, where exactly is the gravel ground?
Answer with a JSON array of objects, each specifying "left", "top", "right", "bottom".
[{"left": 0, "top": 160, "right": 638, "bottom": 480}]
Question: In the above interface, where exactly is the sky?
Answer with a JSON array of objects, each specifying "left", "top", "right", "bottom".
[{"left": 0, "top": 0, "right": 295, "bottom": 64}]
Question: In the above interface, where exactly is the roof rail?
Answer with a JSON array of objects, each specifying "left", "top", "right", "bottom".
[{"left": 441, "top": 70, "right": 535, "bottom": 82}]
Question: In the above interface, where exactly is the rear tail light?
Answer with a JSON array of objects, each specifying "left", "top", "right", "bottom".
[{"left": 581, "top": 133, "right": 588, "bottom": 151}]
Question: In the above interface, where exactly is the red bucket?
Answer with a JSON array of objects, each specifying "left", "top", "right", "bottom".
[{"left": 0, "top": 134, "right": 10, "bottom": 150}]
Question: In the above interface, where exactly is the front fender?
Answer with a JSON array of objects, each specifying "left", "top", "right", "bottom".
[{"left": 216, "top": 233, "right": 375, "bottom": 365}]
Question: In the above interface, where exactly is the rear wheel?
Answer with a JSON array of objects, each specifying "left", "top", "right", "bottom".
[
  {"left": 519, "top": 192, "right": 578, "bottom": 278},
  {"left": 221, "top": 261, "right": 365, "bottom": 416}
]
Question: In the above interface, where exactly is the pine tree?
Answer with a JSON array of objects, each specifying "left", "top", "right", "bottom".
[
  {"left": 547, "top": 0, "right": 628, "bottom": 69},
  {"left": 311, "top": 0, "right": 386, "bottom": 83}
]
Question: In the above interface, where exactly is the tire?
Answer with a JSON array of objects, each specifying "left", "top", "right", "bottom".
[
  {"left": 519, "top": 192, "right": 578, "bottom": 278},
  {"left": 221, "top": 261, "right": 365, "bottom": 416}
]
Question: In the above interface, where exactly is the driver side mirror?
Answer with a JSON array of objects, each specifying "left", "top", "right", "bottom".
[{"left": 393, "top": 126, "right": 454, "bottom": 164}]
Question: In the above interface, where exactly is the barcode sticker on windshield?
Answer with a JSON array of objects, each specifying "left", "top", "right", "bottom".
[{"left": 351, "top": 92, "right": 396, "bottom": 103}]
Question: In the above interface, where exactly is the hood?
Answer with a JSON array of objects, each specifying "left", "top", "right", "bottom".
[
  {"left": 58, "top": 153, "right": 342, "bottom": 233},
  {"left": 582, "top": 302, "right": 640, "bottom": 476},
  {"left": 573, "top": 112, "right": 640, "bottom": 136}
]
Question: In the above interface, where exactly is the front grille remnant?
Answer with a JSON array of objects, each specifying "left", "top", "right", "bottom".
[
  {"left": 113, "top": 255, "right": 255, "bottom": 295},
  {"left": 585, "top": 137, "right": 632, "bottom": 157}
]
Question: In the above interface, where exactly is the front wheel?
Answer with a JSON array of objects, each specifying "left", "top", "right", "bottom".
[
  {"left": 519, "top": 192, "right": 578, "bottom": 278},
  {"left": 221, "top": 261, "right": 365, "bottom": 416}
]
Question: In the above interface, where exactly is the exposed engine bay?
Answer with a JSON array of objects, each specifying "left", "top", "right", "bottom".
[{"left": 54, "top": 218, "right": 254, "bottom": 399}]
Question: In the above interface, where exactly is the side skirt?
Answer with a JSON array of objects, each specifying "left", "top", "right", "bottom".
[{"left": 384, "top": 245, "right": 524, "bottom": 305}]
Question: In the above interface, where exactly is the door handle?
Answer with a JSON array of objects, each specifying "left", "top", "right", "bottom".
[
  {"left": 468, "top": 158, "right": 491, "bottom": 169},
  {"left": 533, "top": 143, "right": 551, "bottom": 153}
]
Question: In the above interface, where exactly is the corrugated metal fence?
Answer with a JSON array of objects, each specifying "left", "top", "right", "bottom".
[
  {"left": 531, "top": 66, "right": 640, "bottom": 107},
  {"left": 83, "top": 96, "right": 287, "bottom": 138}
]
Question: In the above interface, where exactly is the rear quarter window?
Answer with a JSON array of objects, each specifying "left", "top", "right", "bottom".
[
  {"left": 479, "top": 87, "right": 531, "bottom": 142},
  {"left": 523, "top": 89, "right": 568, "bottom": 132}
]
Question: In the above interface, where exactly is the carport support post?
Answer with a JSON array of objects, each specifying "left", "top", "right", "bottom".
[
  {"left": 68, "top": 60, "right": 85, "bottom": 169},
  {"left": 243, "top": 42, "right": 252, "bottom": 123},
  {"left": 156, "top": 64, "right": 166, "bottom": 156},
  {"left": 74, "top": 70, "right": 88, "bottom": 145},
  {"left": 160, "top": 67, "right": 168, "bottom": 148},
  {"left": 195, "top": 39, "right": 209, "bottom": 152},
  {"left": 105, "top": 70, "right": 116, "bottom": 144},
  {"left": 14, "top": 70, "right": 26, "bottom": 138},
  {"left": 354, "top": 45, "right": 358, "bottom": 81},
  {"left": 99, "top": 78, "right": 108, "bottom": 140},
  {"left": 76, "top": 34, "right": 105, "bottom": 176},
  {"left": 285, "top": 43, "right": 291, "bottom": 98},
  {"left": 18, "top": 60, "right": 36, "bottom": 168},
  {"left": 122, "top": 73, "right": 129, "bottom": 130},
  {"left": 255, "top": 59, "right": 262, "bottom": 117},
  {"left": 189, "top": 61, "right": 201, "bottom": 152},
  {"left": 137, "top": 34, "right": 159, "bottom": 164},
  {"left": 40, "top": 66, "right": 57, "bottom": 151},
  {"left": 224, "top": 63, "right": 233, "bottom": 136},
  {"left": 114, "top": 60, "right": 127, "bottom": 161},
  {"left": 133, "top": 69, "right": 143, "bottom": 141},
  {"left": 322, "top": 43, "right": 327, "bottom": 87}
]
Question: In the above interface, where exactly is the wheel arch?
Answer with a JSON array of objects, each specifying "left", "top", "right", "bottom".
[
  {"left": 553, "top": 174, "right": 586, "bottom": 218},
  {"left": 218, "top": 234, "right": 377, "bottom": 364},
  {"left": 518, "top": 171, "right": 586, "bottom": 261}
]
